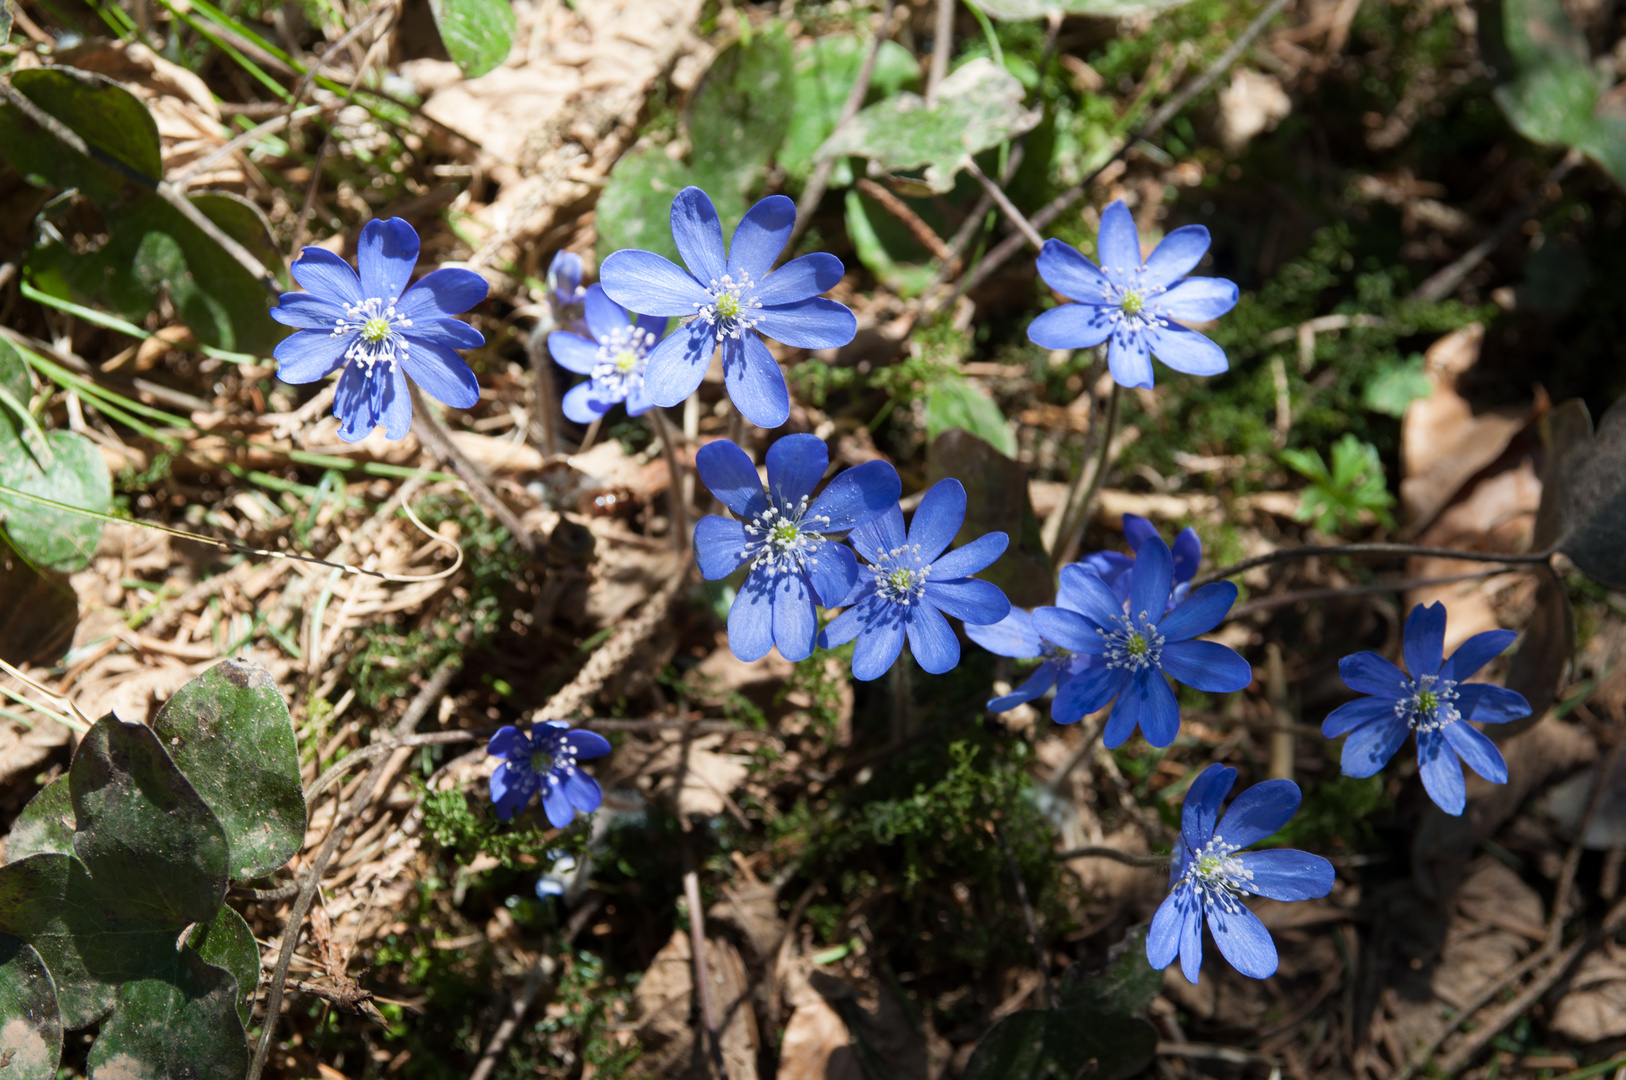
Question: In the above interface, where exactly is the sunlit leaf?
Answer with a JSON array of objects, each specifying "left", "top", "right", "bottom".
[
  {"left": 428, "top": 0, "right": 516, "bottom": 78},
  {"left": 0, "top": 933, "right": 61, "bottom": 1080}
]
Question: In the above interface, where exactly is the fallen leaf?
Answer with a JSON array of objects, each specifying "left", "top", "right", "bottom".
[
  {"left": 1550, "top": 945, "right": 1626, "bottom": 1041},
  {"left": 1216, "top": 69, "right": 1291, "bottom": 153},
  {"left": 630, "top": 929, "right": 760, "bottom": 1080},
  {"left": 779, "top": 998, "right": 864, "bottom": 1080}
]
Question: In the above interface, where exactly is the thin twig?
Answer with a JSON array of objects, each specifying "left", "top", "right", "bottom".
[
  {"left": 998, "top": 826, "right": 1052, "bottom": 1009},
  {"left": 1227, "top": 568, "right": 1513, "bottom": 618},
  {"left": 525, "top": 313, "right": 561, "bottom": 456},
  {"left": 409, "top": 382, "right": 538, "bottom": 557},
  {"left": 855, "top": 178, "right": 954, "bottom": 262},
  {"left": 169, "top": 104, "right": 327, "bottom": 190},
  {"left": 248, "top": 663, "right": 459, "bottom": 1080},
  {"left": 965, "top": 159, "right": 1044, "bottom": 250},
  {"left": 926, "top": 0, "right": 954, "bottom": 104},
  {"left": 1192, "top": 543, "right": 1553, "bottom": 588},
  {"left": 674, "top": 722, "right": 729, "bottom": 1079},
  {"left": 649, "top": 407, "right": 691, "bottom": 554},
  {"left": 1054, "top": 381, "right": 1120, "bottom": 567},
  {"left": 1043, "top": 714, "right": 1103, "bottom": 794},
  {"left": 1055, "top": 845, "right": 1170, "bottom": 869}
]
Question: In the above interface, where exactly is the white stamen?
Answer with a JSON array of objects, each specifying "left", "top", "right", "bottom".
[
  {"left": 1395, "top": 673, "right": 1461, "bottom": 733},
  {"left": 869, "top": 543, "right": 930, "bottom": 606},
  {"left": 693, "top": 271, "right": 765, "bottom": 341},
  {"left": 333, "top": 296, "right": 414, "bottom": 370}
]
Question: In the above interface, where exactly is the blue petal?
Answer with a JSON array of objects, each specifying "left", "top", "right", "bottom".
[
  {"left": 1179, "top": 889, "right": 1205, "bottom": 985},
  {"left": 989, "top": 663, "right": 1058, "bottom": 711},
  {"left": 695, "top": 439, "right": 767, "bottom": 518},
  {"left": 290, "top": 246, "right": 363, "bottom": 305},
  {"left": 1141, "top": 224, "right": 1210, "bottom": 287},
  {"left": 379, "top": 365, "right": 413, "bottom": 440},
  {"left": 1061, "top": 666, "right": 1129, "bottom": 729},
  {"left": 395, "top": 267, "right": 488, "bottom": 320},
  {"left": 1181, "top": 764, "right": 1236, "bottom": 851},
  {"left": 542, "top": 781, "right": 575, "bottom": 828},
  {"left": 582, "top": 284, "right": 629, "bottom": 340},
  {"left": 402, "top": 340, "right": 480, "bottom": 409},
  {"left": 908, "top": 479, "right": 967, "bottom": 562},
  {"left": 772, "top": 569, "right": 819, "bottom": 662},
  {"left": 563, "top": 769, "right": 603, "bottom": 815},
  {"left": 1026, "top": 302, "right": 1114, "bottom": 350},
  {"left": 1160, "top": 640, "right": 1252, "bottom": 693},
  {"left": 850, "top": 598, "right": 905, "bottom": 681},
  {"left": 1403, "top": 602, "right": 1448, "bottom": 678},
  {"left": 599, "top": 248, "right": 711, "bottom": 316},
  {"left": 1146, "top": 322, "right": 1229, "bottom": 377},
  {"left": 1122, "top": 514, "right": 1158, "bottom": 551},
  {"left": 671, "top": 186, "right": 727, "bottom": 284},
  {"left": 1036, "top": 238, "right": 1112, "bottom": 303},
  {"left": 643, "top": 320, "right": 718, "bottom": 408},
  {"left": 271, "top": 291, "right": 347, "bottom": 329},
  {"left": 333, "top": 362, "right": 371, "bottom": 441},
  {"left": 1443, "top": 629, "right": 1518, "bottom": 682},
  {"left": 549, "top": 331, "right": 600, "bottom": 375},
  {"left": 1107, "top": 326, "right": 1154, "bottom": 389},
  {"left": 404, "top": 318, "right": 483, "bottom": 351},
  {"left": 1116, "top": 668, "right": 1181, "bottom": 747},
  {"left": 930, "top": 532, "right": 1008, "bottom": 579},
  {"left": 755, "top": 298, "right": 858, "bottom": 350},
  {"left": 1209, "top": 902, "right": 1278, "bottom": 979},
  {"left": 1215, "top": 778, "right": 1301, "bottom": 848},
  {"left": 806, "top": 459, "right": 901, "bottom": 532},
  {"left": 1157, "top": 582, "right": 1238, "bottom": 642},
  {"left": 564, "top": 729, "right": 612, "bottom": 759},
  {"left": 1456, "top": 683, "right": 1532, "bottom": 724},
  {"left": 1057, "top": 564, "right": 1130, "bottom": 629},
  {"left": 1340, "top": 715, "right": 1409, "bottom": 778},
  {"left": 1339, "top": 651, "right": 1411, "bottom": 698},
  {"left": 487, "top": 725, "right": 525, "bottom": 758},
  {"left": 694, "top": 515, "right": 750, "bottom": 579},
  {"left": 727, "top": 568, "right": 779, "bottom": 661},
  {"left": 625, "top": 379, "right": 654, "bottom": 416},
  {"left": 764, "top": 433, "right": 829, "bottom": 508},
  {"left": 805, "top": 540, "right": 858, "bottom": 609},
  {"left": 906, "top": 601, "right": 960, "bottom": 674},
  {"left": 727, "top": 195, "right": 795, "bottom": 280},
  {"left": 923, "top": 578, "right": 1010, "bottom": 625},
  {"left": 273, "top": 331, "right": 349, "bottom": 383},
  {"left": 561, "top": 381, "right": 614, "bottom": 423},
  {"left": 490, "top": 759, "right": 530, "bottom": 809},
  {"left": 1444, "top": 721, "right": 1508, "bottom": 783},
  {"left": 1032, "top": 607, "right": 1106, "bottom": 654},
  {"left": 1146, "top": 889, "right": 1192, "bottom": 972},
  {"left": 1096, "top": 200, "right": 1142, "bottom": 275},
  {"left": 357, "top": 217, "right": 419, "bottom": 302},
  {"left": 756, "top": 253, "right": 844, "bottom": 306},
  {"left": 965, "top": 609, "right": 1044, "bottom": 659},
  {"left": 724, "top": 333, "right": 790, "bottom": 429},
  {"left": 1130, "top": 533, "right": 1174, "bottom": 622},
  {"left": 1235, "top": 849, "right": 1336, "bottom": 901},
  {"left": 820, "top": 597, "right": 867, "bottom": 647},
  {"left": 1417, "top": 727, "right": 1466, "bottom": 815},
  {"left": 1150, "top": 276, "right": 1238, "bottom": 321},
  {"left": 849, "top": 504, "right": 907, "bottom": 564},
  {"left": 1322, "top": 696, "right": 1398, "bottom": 738},
  {"left": 1172, "top": 528, "right": 1202, "bottom": 584}
]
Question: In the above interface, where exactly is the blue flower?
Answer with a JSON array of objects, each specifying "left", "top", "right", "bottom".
[
  {"left": 271, "top": 218, "right": 487, "bottom": 442},
  {"left": 1028, "top": 200, "right": 1239, "bottom": 390},
  {"left": 547, "top": 250, "right": 587, "bottom": 309},
  {"left": 1322, "top": 602, "right": 1529, "bottom": 816},
  {"left": 695, "top": 434, "right": 900, "bottom": 663},
  {"left": 535, "top": 851, "right": 579, "bottom": 899},
  {"left": 487, "top": 722, "right": 612, "bottom": 826},
  {"left": 1031, "top": 532, "right": 1250, "bottom": 748},
  {"left": 821, "top": 479, "right": 1012, "bottom": 680},
  {"left": 1147, "top": 763, "right": 1335, "bottom": 983},
  {"left": 598, "top": 187, "right": 858, "bottom": 429},
  {"left": 547, "top": 285, "right": 667, "bottom": 423},
  {"left": 968, "top": 515, "right": 1204, "bottom": 721}
]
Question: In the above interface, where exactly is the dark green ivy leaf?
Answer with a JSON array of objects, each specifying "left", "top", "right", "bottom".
[
  {"left": 4, "top": 778, "right": 74, "bottom": 865},
  {"left": 0, "top": 932, "right": 62, "bottom": 1080},
  {"left": 188, "top": 906, "right": 259, "bottom": 1025}
]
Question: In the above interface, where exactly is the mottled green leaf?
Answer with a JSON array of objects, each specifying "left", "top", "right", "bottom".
[
  {"left": 1362, "top": 355, "right": 1431, "bottom": 417},
  {"left": 87, "top": 947, "right": 248, "bottom": 1080},
  {"left": 0, "top": 854, "right": 121, "bottom": 1028},
  {"left": 0, "top": 933, "right": 61, "bottom": 1080},
  {"left": 843, "top": 188, "right": 938, "bottom": 297},
  {"left": 0, "top": 424, "right": 111, "bottom": 575},
  {"left": 781, "top": 35, "right": 920, "bottom": 182},
  {"left": 0, "top": 67, "right": 160, "bottom": 202},
  {"left": 596, "top": 147, "right": 694, "bottom": 266},
  {"left": 926, "top": 376, "right": 1016, "bottom": 457},
  {"left": 153, "top": 659, "right": 306, "bottom": 880},
  {"left": 963, "top": 1003, "right": 1158, "bottom": 1080},
  {"left": 816, "top": 58, "right": 1039, "bottom": 192},
  {"left": 5, "top": 778, "right": 74, "bottom": 865},
  {"left": 428, "top": 0, "right": 515, "bottom": 78},
  {"left": 1058, "top": 926, "right": 1162, "bottom": 1016},
  {"left": 188, "top": 906, "right": 258, "bottom": 1025}
]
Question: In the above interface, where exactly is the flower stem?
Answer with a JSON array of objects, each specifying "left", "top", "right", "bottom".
[
  {"left": 648, "top": 406, "right": 690, "bottom": 554},
  {"left": 1192, "top": 543, "right": 1554, "bottom": 589},
  {"left": 1051, "top": 376, "right": 1121, "bottom": 569}
]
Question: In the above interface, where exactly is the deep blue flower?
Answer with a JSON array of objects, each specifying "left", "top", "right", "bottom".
[
  {"left": 1031, "top": 532, "right": 1250, "bottom": 748},
  {"left": 1322, "top": 602, "right": 1529, "bottom": 816},
  {"left": 968, "top": 514, "right": 1204, "bottom": 720},
  {"left": 547, "top": 285, "right": 667, "bottom": 423},
  {"left": 695, "top": 434, "right": 900, "bottom": 663},
  {"left": 598, "top": 187, "right": 858, "bottom": 429},
  {"left": 820, "top": 479, "right": 1011, "bottom": 680},
  {"left": 1028, "top": 200, "right": 1239, "bottom": 390},
  {"left": 487, "top": 722, "right": 611, "bottom": 826},
  {"left": 547, "top": 250, "right": 587, "bottom": 309},
  {"left": 271, "top": 218, "right": 486, "bottom": 442},
  {"left": 1147, "top": 764, "right": 1335, "bottom": 983}
]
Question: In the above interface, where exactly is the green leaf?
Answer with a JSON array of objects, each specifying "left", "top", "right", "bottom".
[
  {"left": 1057, "top": 926, "right": 1162, "bottom": 1016},
  {"left": 969, "top": 0, "right": 1194, "bottom": 17},
  {"left": 843, "top": 189, "right": 938, "bottom": 297},
  {"left": 1361, "top": 355, "right": 1431, "bottom": 417},
  {"left": 595, "top": 147, "right": 694, "bottom": 266},
  {"left": 926, "top": 375, "right": 1016, "bottom": 457},
  {"left": 187, "top": 907, "right": 258, "bottom": 1026},
  {"left": 428, "top": 0, "right": 515, "bottom": 78},
  {"left": 87, "top": 948, "right": 248, "bottom": 1080},
  {"left": 5, "top": 779, "right": 74, "bottom": 865},
  {"left": 0, "top": 854, "right": 121, "bottom": 1028},
  {"left": 0, "top": 67, "right": 161, "bottom": 202},
  {"left": 152, "top": 659, "right": 307, "bottom": 880},
  {"left": 0, "top": 933, "right": 61, "bottom": 1080},
  {"left": 780, "top": 35, "right": 920, "bottom": 182},
  {"left": 0, "top": 424, "right": 111, "bottom": 575},
  {"left": 963, "top": 1003, "right": 1158, "bottom": 1080}
]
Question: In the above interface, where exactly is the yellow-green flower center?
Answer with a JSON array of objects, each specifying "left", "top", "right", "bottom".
[
  {"left": 1417, "top": 690, "right": 1438, "bottom": 713},
  {"left": 614, "top": 349, "right": 638, "bottom": 372},
  {"left": 1125, "top": 632, "right": 1148, "bottom": 657},
  {"left": 771, "top": 522, "right": 800, "bottom": 545},
  {"left": 888, "top": 568, "right": 915, "bottom": 592},
  {"left": 714, "top": 293, "right": 742, "bottom": 321},
  {"left": 1197, "top": 854, "right": 1225, "bottom": 877},
  {"left": 361, "top": 316, "right": 391, "bottom": 343},
  {"left": 1120, "top": 290, "right": 1144, "bottom": 316}
]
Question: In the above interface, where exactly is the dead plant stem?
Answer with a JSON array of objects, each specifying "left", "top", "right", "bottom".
[{"left": 1193, "top": 544, "right": 1553, "bottom": 588}]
